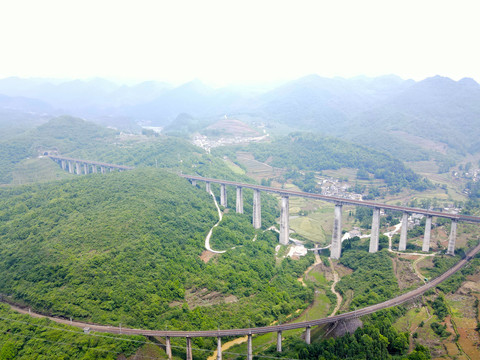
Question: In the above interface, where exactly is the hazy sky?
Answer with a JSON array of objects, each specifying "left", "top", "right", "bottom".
[{"left": 1, "top": 0, "right": 479, "bottom": 86}]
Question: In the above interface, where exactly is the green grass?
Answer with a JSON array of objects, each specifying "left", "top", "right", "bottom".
[{"left": 11, "top": 157, "right": 74, "bottom": 185}]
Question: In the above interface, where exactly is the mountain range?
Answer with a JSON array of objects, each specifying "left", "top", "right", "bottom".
[{"left": 1, "top": 74, "right": 480, "bottom": 155}]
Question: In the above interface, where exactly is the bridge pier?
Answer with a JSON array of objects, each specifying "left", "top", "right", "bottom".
[
  {"left": 68, "top": 161, "right": 74, "bottom": 174},
  {"left": 369, "top": 208, "right": 380, "bottom": 253},
  {"left": 166, "top": 336, "right": 172, "bottom": 360},
  {"left": 100, "top": 166, "right": 105, "bottom": 174},
  {"left": 305, "top": 326, "right": 311, "bottom": 344},
  {"left": 75, "top": 162, "right": 81, "bottom": 175},
  {"left": 398, "top": 212, "right": 409, "bottom": 251},
  {"left": 236, "top": 187, "right": 243, "bottom": 214},
  {"left": 247, "top": 334, "right": 253, "bottom": 360},
  {"left": 220, "top": 184, "right": 227, "bottom": 207},
  {"left": 277, "top": 331, "right": 282, "bottom": 352},
  {"left": 217, "top": 336, "right": 222, "bottom": 360},
  {"left": 61, "top": 160, "right": 66, "bottom": 170},
  {"left": 253, "top": 190, "right": 261, "bottom": 229},
  {"left": 191, "top": 180, "right": 196, "bottom": 186},
  {"left": 92, "top": 165, "right": 97, "bottom": 174},
  {"left": 280, "top": 196, "right": 289, "bottom": 245},
  {"left": 447, "top": 220, "right": 458, "bottom": 256},
  {"left": 186, "top": 337, "right": 193, "bottom": 360},
  {"left": 422, "top": 216, "right": 432, "bottom": 252},
  {"left": 330, "top": 203, "right": 343, "bottom": 259},
  {"left": 206, "top": 181, "right": 211, "bottom": 194},
  {"left": 83, "top": 163, "right": 88, "bottom": 174}
]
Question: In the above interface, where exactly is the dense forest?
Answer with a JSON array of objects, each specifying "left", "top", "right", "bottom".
[
  {"left": 0, "top": 169, "right": 313, "bottom": 334},
  {"left": 216, "top": 133, "right": 432, "bottom": 194},
  {"left": 0, "top": 304, "right": 143, "bottom": 359}
]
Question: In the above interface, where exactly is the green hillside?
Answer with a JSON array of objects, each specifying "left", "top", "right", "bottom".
[
  {"left": 0, "top": 169, "right": 312, "bottom": 334},
  {"left": 218, "top": 133, "right": 432, "bottom": 193}
]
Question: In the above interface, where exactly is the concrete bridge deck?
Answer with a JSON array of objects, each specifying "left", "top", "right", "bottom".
[
  {"left": 48, "top": 155, "right": 133, "bottom": 170},
  {"left": 180, "top": 175, "right": 480, "bottom": 223}
]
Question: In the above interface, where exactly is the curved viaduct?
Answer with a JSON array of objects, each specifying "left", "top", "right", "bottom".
[
  {"left": 181, "top": 175, "right": 480, "bottom": 259},
  {"left": 27, "top": 241, "right": 480, "bottom": 360},
  {"left": 45, "top": 159, "right": 480, "bottom": 359}
]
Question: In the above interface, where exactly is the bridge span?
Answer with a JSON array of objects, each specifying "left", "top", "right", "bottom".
[
  {"left": 181, "top": 175, "right": 480, "bottom": 259},
  {"left": 48, "top": 155, "right": 133, "bottom": 174},
  {"left": 12, "top": 240, "right": 480, "bottom": 360}
]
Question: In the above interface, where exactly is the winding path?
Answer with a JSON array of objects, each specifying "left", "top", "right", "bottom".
[{"left": 204, "top": 190, "right": 226, "bottom": 254}]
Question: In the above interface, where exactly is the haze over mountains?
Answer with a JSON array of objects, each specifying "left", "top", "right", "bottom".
[{"left": 1, "top": 74, "right": 480, "bottom": 155}]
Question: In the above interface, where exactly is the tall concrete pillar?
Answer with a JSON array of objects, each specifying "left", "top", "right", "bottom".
[
  {"left": 220, "top": 184, "right": 227, "bottom": 207},
  {"left": 83, "top": 163, "right": 88, "bottom": 174},
  {"left": 369, "top": 208, "right": 380, "bottom": 253},
  {"left": 330, "top": 203, "right": 343, "bottom": 259},
  {"left": 92, "top": 165, "right": 97, "bottom": 174},
  {"left": 61, "top": 160, "right": 66, "bottom": 170},
  {"left": 398, "top": 212, "right": 409, "bottom": 251},
  {"left": 206, "top": 182, "right": 211, "bottom": 193},
  {"left": 253, "top": 190, "right": 261, "bottom": 229},
  {"left": 280, "top": 196, "right": 289, "bottom": 245},
  {"left": 305, "top": 326, "right": 311, "bottom": 345},
  {"left": 68, "top": 161, "right": 73, "bottom": 174},
  {"left": 165, "top": 336, "right": 172, "bottom": 360},
  {"left": 247, "top": 334, "right": 253, "bottom": 360},
  {"left": 277, "top": 331, "right": 282, "bottom": 352},
  {"left": 217, "top": 337, "right": 222, "bottom": 360},
  {"left": 236, "top": 187, "right": 243, "bottom": 214},
  {"left": 100, "top": 166, "right": 105, "bottom": 174},
  {"left": 447, "top": 220, "right": 458, "bottom": 255},
  {"left": 191, "top": 180, "right": 196, "bottom": 186},
  {"left": 186, "top": 337, "right": 193, "bottom": 360},
  {"left": 75, "top": 162, "right": 81, "bottom": 175},
  {"left": 422, "top": 216, "right": 432, "bottom": 252}
]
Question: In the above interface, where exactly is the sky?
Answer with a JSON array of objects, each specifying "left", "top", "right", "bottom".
[{"left": 1, "top": 0, "right": 479, "bottom": 87}]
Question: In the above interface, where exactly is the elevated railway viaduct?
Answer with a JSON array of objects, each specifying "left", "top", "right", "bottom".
[
  {"left": 47, "top": 158, "right": 480, "bottom": 359},
  {"left": 181, "top": 175, "right": 480, "bottom": 259}
]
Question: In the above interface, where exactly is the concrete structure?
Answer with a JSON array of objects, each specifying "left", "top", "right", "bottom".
[
  {"left": 217, "top": 337, "right": 222, "bottom": 360},
  {"left": 277, "top": 331, "right": 282, "bottom": 352},
  {"left": 166, "top": 336, "right": 172, "bottom": 360},
  {"left": 181, "top": 175, "right": 480, "bottom": 260},
  {"left": 398, "top": 212, "right": 409, "bottom": 251},
  {"left": 422, "top": 216, "right": 432, "bottom": 252},
  {"left": 330, "top": 203, "right": 343, "bottom": 259},
  {"left": 280, "top": 196, "right": 289, "bottom": 245},
  {"left": 253, "top": 189, "right": 261, "bottom": 229},
  {"left": 236, "top": 187, "right": 243, "bottom": 214},
  {"left": 369, "top": 208, "right": 381, "bottom": 253},
  {"left": 49, "top": 155, "right": 133, "bottom": 175},
  {"left": 305, "top": 326, "right": 311, "bottom": 345},
  {"left": 186, "top": 337, "right": 192, "bottom": 360},
  {"left": 447, "top": 220, "right": 458, "bottom": 255},
  {"left": 247, "top": 334, "right": 253, "bottom": 360},
  {"left": 206, "top": 182, "right": 211, "bottom": 193},
  {"left": 220, "top": 184, "right": 227, "bottom": 207}
]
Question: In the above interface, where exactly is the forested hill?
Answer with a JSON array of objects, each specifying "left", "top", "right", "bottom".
[
  {"left": 219, "top": 133, "right": 432, "bottom": 193},
  {"left": 0, "top": 116, "right": 250, "bottom": 184},
  {"left": 0, "top": 168, "right": 312, "bottom": 332}
]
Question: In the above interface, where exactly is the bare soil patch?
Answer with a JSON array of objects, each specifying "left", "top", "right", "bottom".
[
  {"left": 200, "top": 250, "right": 217, "bottom": 263},
  {"left": 393, "top": 258, "right": 422, "bottom": 290},
  {"left": 169, "top": 288, "right": 237, "bottom": 309}
]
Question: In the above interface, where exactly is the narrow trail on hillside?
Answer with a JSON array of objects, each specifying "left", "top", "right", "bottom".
[
  {"left": 204, "top": 190, "right": 226, "bottom": 254},
  {"left": 329, "top": 261, "right": 343, "bottom": 317},
  {"left": 413, "top": 256, "right": 428, "bottom": 282}
]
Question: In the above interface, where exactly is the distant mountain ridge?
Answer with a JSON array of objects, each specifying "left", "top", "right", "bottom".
[{"left": 1, "top": 74, "right": 480, "bottom": 155}]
